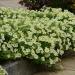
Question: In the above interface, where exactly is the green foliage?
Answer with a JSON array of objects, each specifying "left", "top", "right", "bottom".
[
  {"left": 0, "top": 7, "right": 75, "bottom": 66},
  {"left": 0, "top": 66, "right": 7, "bottom": 75}
]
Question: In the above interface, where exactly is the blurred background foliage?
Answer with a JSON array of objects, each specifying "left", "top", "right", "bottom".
[{"left": 19, "top": 0, "right": 75, "bottom": 13}]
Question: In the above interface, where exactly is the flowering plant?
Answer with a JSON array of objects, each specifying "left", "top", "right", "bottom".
[
  {"left": 0, "top": 66, "right": 7, "bottom": 75},
  {"left": 0, "top": 7, "right": 75, "bottom": 66}
]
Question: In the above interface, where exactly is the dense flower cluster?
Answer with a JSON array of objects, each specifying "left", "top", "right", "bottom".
[
  {"left": 0, "top": 66, "right": 7, "bottom": 75},
  {"left": 0, "top": 7, "right": 75, "bottom": 66}
]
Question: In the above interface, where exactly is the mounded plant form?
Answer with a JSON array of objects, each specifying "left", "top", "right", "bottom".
[{"left": 0, "top": 7, "right": 75, "bottom": 66}]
